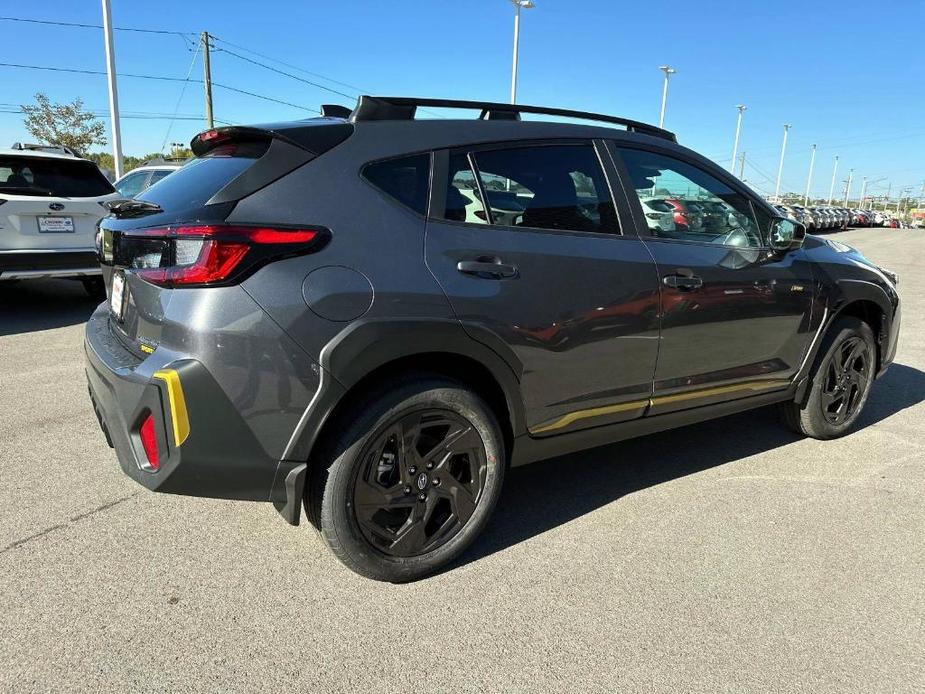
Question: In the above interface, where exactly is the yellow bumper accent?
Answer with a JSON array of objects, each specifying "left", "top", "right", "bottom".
[{"left": 152, "top": 369, "right": 190, "bottom": 446}]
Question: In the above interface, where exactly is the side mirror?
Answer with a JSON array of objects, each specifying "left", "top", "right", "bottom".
[{"left": 769, "top": 217, "right": 806, "bottom": 252}]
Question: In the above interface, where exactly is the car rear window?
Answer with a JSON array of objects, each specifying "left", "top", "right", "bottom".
[
  {"left": 0, "top": 156, "right": 114, "bottom": 197},
  {"left": 362, "top": 153, "right": 431, "bottom": 214},
  {"left": 136, "top": 141, "right": 268, "bottom": 211}
]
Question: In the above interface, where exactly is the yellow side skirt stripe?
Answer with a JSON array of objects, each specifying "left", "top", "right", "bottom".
[
  {"left": 152, "top": 369, "right": 190, "bottom": 447},
  {"left": 529, "top": 379, "right": 791, "bottom": 435}
]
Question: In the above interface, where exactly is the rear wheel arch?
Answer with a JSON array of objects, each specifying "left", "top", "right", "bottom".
[{"left": 285, "top": 319, "right": 526, "bottom": 467}]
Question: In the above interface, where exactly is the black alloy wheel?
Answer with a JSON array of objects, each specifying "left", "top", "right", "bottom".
[
  {"left": 780, "top": 317, "right": 876, "bottom": 440},
  {"left": 311, "top": 377, "right": 505, "bottom": 582},
  {"left": 352, "top": 410, "right": 488, "bottom": 557},
  {"left": 819, "top": 336, "right": 871, "bottom": 426}
]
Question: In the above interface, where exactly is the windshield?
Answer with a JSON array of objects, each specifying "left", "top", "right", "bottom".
[{"left": 0, "top": 156, "right": 114, "bottom": 197}]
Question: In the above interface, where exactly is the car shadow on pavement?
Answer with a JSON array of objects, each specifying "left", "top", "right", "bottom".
[
  {"left": 0, "top": 279, "right": 100, "bottom": 336},
  {"left": 450, "top": 363, "right": 925, "bottom": 571}
]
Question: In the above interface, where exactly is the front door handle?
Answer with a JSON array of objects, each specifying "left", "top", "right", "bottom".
[
  {"left": 457, "top": 259, "right": 519, "bottom": 279},
  {"left": 663, "top": 274, "right": 703, "bottom": 291}
]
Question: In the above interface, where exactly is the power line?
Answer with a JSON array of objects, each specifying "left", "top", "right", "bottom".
[
  {"left": 0, "top": 15, "right": 194, "bottom": 36},
  {"left": 210, "top": 36, "right": 366, "bottom": 95},
  {"left": 0, "top": 61, "right": 316, "bottom": 112},
  {"left": 0, "top": 107, "right": 229, "bottom": 123},
  {"left": 161, "top": 40, "right": 202, "bottom": 151},
  {"left": 214, "top": 46, "right": 356, "bottom": 101}
]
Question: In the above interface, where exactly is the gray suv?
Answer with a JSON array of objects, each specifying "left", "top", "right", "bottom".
[{"left": 86, "top": 97, "right": 900, "bottom": 581}]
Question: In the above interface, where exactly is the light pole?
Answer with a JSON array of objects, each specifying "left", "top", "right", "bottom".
[
  {"left": 730, "top": 105, "right": 746, "bottom": 173},
  {"left": 803, "top": 144, "right": 816, "bottom": 205},
  {"left": 658, "top": 65, "right": 675, "bottom": 129},
  {"left": 857, "top": 176, "right": 867, "bottom": 209},
  {"left": 843, "top": 168, "right": 853, "bottom": 207},
  {"left": 100, "top": 0, "right": 123, "bottom": 179},
  {"left": 509, "top": 0, "right": 535, "bottom": 104},
  {"left": 774, "top": 124, "right": 791, "bottom": 200},
  {"left": 827, "top": 155, "right": 839, "bottom": 205}
]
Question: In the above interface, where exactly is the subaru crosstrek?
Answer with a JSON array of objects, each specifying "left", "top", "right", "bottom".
[{"left": 86, "top": 96, "right": 901, "bottom": 581}]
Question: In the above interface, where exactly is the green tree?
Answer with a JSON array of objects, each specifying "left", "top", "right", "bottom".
[{"left": 20, "top": 93, "right": 106, "bottom": 156}]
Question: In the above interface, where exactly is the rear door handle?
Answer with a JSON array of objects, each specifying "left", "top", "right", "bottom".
[
  {"left": 457, "top": 259, "right": 519, "bottom": 279},
  {"left": 663, "top": 274, "right": 703, "bottom": 291}
]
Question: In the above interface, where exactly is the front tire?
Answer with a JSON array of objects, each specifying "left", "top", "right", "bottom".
[
  {"left": 309, "top": 377, "right": 505, "bottom": 582},
  {"left": 781, "top": 317, "right": 876, "bottom": 439}
]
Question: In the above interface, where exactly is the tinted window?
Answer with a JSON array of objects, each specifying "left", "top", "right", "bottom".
[
  {"left": 363, "top": 153, "right": 431, "bottom": 215},
  {"left": 0, "top": 156, "right": 114, "bottom": 197},
  {"left": 444, "top": 153, "right": 488, "bottom": 224},
  {"left": 137, "top": 141, "right": 268, "bottom": 211},
  {"left": 148, "top": 169, "right": 174, "bottom": 185},
  {"left": 469, "top": 144, "right": 618, "bottom": 233},
  {"left": 115, "top": 171, "right": 148, "bottom": 198},
  {"left": 618, "top": 147, "right": 769, "bottom": 248}
]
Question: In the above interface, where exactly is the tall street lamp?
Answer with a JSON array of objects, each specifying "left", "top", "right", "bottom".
[
  {"left": 828, "top": 155, "right": 839, "bottom": 205},
  {"left": 730, "top": 105, "right": 746, "bottom": 174},
  {"left": 509, "top": 0, "right": 535, "bottom": 104},
  {"left": 658, "top": 65, "right": 675, "bottom": 128},
  {"left": 844, "top": 168, "right": 854, "bottom": 207},
  {"left": 774, "top": 124, "right": 791, "bottom": 200},
  {"left": 803, "top": 144, "right": 817, "bottom": 206}
]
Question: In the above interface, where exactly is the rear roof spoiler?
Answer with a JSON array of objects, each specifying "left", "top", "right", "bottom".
[{"left": 190, "top": 122, "right": 353, "bottom": 157}]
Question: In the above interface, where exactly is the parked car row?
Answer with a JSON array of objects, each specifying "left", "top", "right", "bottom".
[{"left": 772, "top": 203, "right": 902, "bottom": 231}]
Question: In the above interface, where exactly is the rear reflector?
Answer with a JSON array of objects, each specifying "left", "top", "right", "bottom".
[
  {"left": 139, "top": 413, "right": 160, "bottom": 471},
  {"left": 116, "top": 224, "right": 327, "bottom": 288}
]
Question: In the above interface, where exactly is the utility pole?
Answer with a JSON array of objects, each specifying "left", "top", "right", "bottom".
[
  {"left": 803, "top": 143, "right": 816, "bottom": 206},
  {"left": 843, "top": 169, "right": 853, "bottom": 207},
  {"left": 827, "top": 155, "right": 839, "bottom": 205},
  {"left": 730, "top": 105, "right": 746, "bottom": 173},
  {"left": 101, "top": 0, "right": 123, "bottom": 179},
  {"left": 774, "top": 124, "right": 791, "bottom": 200},
  {"left": 738, "top": 151, "right": 746, "bottom": 180},
  {"left": 658, "top": 66, "right": 676, "bottom": 129},
  {"left": 201, "top": 31, "right": 214, "bottom": 129}
]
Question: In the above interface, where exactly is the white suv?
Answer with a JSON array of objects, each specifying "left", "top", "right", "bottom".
[{"left": 0, "top": 144, "right": 118, "bottom": 297}]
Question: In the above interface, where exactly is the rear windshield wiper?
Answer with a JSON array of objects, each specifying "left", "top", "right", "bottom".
[
  {"left": 0, "top": 185, "right": 53, "bottom": 196},
  {"left": 105, "top": 199, "right": 163, "bottom": 218}
]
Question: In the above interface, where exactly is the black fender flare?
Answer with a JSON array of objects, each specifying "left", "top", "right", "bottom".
[
  {"left": 280, "top": 317, "right": 526, "bottom": 465},
  {"left": 793, "top": 278, "right": 896, "bottom": 403}
]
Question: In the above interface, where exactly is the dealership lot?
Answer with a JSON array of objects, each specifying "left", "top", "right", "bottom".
[{"left": 1, "top": 227, "right": 923, "bottom": 692}]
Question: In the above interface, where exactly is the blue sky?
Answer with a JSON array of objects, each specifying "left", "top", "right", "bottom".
[{"left": 1, "top": 1, "right": 922, "bottom": 199}]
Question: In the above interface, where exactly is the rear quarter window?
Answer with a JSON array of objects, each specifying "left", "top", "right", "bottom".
[{"left": 362, "top": 153, "right": 431, "bottom": 215}]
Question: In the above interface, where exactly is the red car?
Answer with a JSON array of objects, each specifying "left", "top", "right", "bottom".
[{"left": 657, "top": 198, "right": 704, "bottom": 231}]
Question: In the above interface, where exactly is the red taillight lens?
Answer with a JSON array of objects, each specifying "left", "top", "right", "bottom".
[
  {"left": 122, "top": 224, "right": 324, "bottom": 288},
  {"left": 139, "top": 413, "right": 160, "bottom": 471}
]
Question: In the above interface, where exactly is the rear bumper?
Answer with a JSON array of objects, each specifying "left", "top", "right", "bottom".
[
  {"left": 0, "top": 249, "right": 100, "bottom": 280},
  {"left": 84, "top": 304, "right": 281, "bottom": 501}
]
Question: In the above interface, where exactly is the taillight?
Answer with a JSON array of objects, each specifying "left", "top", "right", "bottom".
[
  {"left": 139, "top": 412, "right": 160, "bottom": 471},
  {"left": 115, "top": 224, "right": 327, "bottom": 288}
]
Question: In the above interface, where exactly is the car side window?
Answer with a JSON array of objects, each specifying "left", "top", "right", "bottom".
[
  {"left": 362, "top": 153, "right": 431, "bottom": 215},
  {"left": 445, "top": 153, "right": 489, "bottom": 224},
  {"left": 148, "top": 169, "right": 173, "bottom": 186},
  {"left": 470, "top": 144, "right": 619, "bottom": 234},
  {"left": 116, "top": 171, "right": 148, "bottom": 198},
  {"left": 618, "top": 147, "right": 768, "bottom": 248}
]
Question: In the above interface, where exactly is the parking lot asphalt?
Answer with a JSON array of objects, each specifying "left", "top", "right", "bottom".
[{"left": 1, "top": 227, "right": 923, "bottom": 693}]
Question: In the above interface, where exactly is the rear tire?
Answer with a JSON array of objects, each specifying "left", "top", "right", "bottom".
[
  {"left": 309, "top": 376, "right": 506, "bottom": 582},
  {"left": 82, "top": 277, "right": 106, "bottom": 301},
  {"left": 781, "top": 317, "right": 876, "bottom": 439}
]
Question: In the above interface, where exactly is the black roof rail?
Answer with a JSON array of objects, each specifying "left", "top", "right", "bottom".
[
  {"left": 320, "top": 104, "right": 352, "bottom": 118},
  {"left": 349, "top": 96, "right": 676, "bottom": 142}
]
